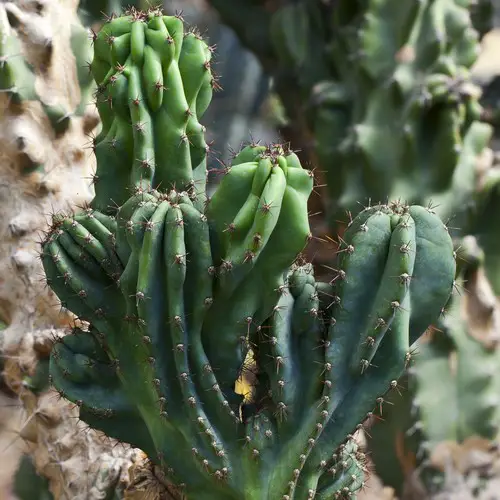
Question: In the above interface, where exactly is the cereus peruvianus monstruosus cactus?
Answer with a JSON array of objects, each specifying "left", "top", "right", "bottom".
[{"left": 40, "top": 8, "right": 457, "bottom": 499}]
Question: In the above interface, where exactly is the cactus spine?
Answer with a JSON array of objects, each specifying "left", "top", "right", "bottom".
[{"left": 40, "top": 8, "right": 456, "bottom": 499}]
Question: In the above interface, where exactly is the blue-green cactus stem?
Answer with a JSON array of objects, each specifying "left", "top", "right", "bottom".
[
  {"left": 368, "top": 235, "right": 500, "bottom": 494},
  {"left": 90, "top": 9, "right": 214, "bottom": 214},
  {"left": 43, "top": 194, "right": 455, "bottom": 498},
  {"left": 204, "top": 143, "right": 313, "bottom": 389}
]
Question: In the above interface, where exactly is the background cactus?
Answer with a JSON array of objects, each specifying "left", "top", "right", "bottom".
[
  {"left": 13, "top": 454, "right": 54, "bottom": 500},
  {"left": 207, "top": 0, "right": 494, "bottom": 243},
  {"left": 0, "top": 0, "right": 96, "bottom": 362},
  {"left": 38, "top": 9, "right": 457, "bottom": 498},
  {"left": 0, "top": 1, "right": 146, "bottom": 497},
  {"left": 0, "top": 1, "right": 96, "bottom": 145}
]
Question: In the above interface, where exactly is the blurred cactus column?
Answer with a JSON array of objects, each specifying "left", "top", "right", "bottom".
[
  {"left": 470, "top": 0, "right": 494, "bottom": 38},
  {"left": 0, "top": 1, "right": 140, "bottom": 498},
  {"left": 78, "top": 0, "right": 145, "bottom": 25},
  {"left": 207, "top": 0, "right": 493, "bottom": 243}
]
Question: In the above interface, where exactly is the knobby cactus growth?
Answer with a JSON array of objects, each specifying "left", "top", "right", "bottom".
[
  {"left": 368, "top": 236, "right": 500, "bottom": 495},
  {"left": 40, "top": 8, "right": 456, "bottom": 499},
  {"left": 0, "top": 1, "right": 95, "bottom": 142}
]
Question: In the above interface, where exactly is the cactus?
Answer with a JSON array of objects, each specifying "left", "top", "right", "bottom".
[
  {"left": 314, "top": 1, "right": 487, "bottom": 221},
  {"left": 469, "top": 0, "right": 494, "bottom": 39},
  {"left": 0, "top": 1, "right": 96, "bottom": 145},
  {"left": 368, "top": 235, "right": 500, "bottom": 496},
  {"left": 88, "top": 8, "right": 214, "bottom": 213},
  {"left": 38, "top": 9, "right": 456, "bottom": 498},
  {"left": 208, "top": 0, "right": 493, "bottom": 236}
]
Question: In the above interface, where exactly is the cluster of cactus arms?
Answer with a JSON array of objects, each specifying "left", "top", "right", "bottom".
[
  {"left": 0, "top": 2, "right": 94, "bottom": 141},
  {"left": 368, "top": 235, "right": 500, "bottom": 495},
  {"left": 209, "top": 0, "right": 500, "bottom": 495},
  {"left": 208, "top": 0, "right": 494, "bottom": 231},
  {"left": 40, "top": 8, "right": 457, "bottom": 499}
]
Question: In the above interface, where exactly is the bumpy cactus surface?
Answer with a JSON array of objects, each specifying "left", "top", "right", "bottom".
[
  {"left": 89, "top": 8, "right": 214, "bottom": 213},
  {"left": 368, "top": 235, "right": 500, "bottom": 495},
  {"left": 41, "top": 8, "right": 456, "bottom": 499},
  {"left": 0, "top": 1, "right": 94, "bottom": 145}
]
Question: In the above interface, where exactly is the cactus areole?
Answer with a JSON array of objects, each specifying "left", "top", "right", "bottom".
[{"left": 41, "top": 9, "right": 456, "bottom": 499}]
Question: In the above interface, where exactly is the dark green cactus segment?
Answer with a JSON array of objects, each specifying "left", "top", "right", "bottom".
[
  {"left": 40, "top": 209, "right": 125, "bottom": 335},
  {"left": 14, "top": 455, "right": 53, "bottom": 500},
  {"left": 291, "top": 202, "right": 454, "bottom": 475},
  {"left": 469, "top": 0, "right": 494, "bottom": 39},
  {"left": 51, "top": 327, "right": 132, "bottom": 414},
  {"left": 324, "top": 202, "right": 455, "bottom": 381},
  {"left": 90, "top": 8, "right": 215, "bottom": 214},
  {"left": 70, "top": 22, "right": 96, "bottom": 117},
  {"left": 252, "top": 264, "right": 324, "bottom": 434},
  {"left": 407, "top": 205, "right": 457, "bottom": 344},
  {"left": 311, "top": 440, "right": 365, "bottom": 500},
  {"left": 115, "top": 189, "right": 158, "bottom": 263}
]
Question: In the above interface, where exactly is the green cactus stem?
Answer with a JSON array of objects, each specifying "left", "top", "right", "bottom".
[
  {"left": 368, "top": 235, "right": 500, "bottom": 495},
  {"left": 89, "top": 8, "right": 215, "bottom": 213},
  {"left": 40, "top": 8, "right": 456, "bottom": 499},
  {"left": 42, "top": 196, "right": 455, "bottom": 499}
]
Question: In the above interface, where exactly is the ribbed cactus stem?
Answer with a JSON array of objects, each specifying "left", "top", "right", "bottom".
[
  {"left": 40, "top": 8, "right": 457, "bottom": 499},
  {"left": 90, "top": 8, "right": 215, "bottom": 213}
]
